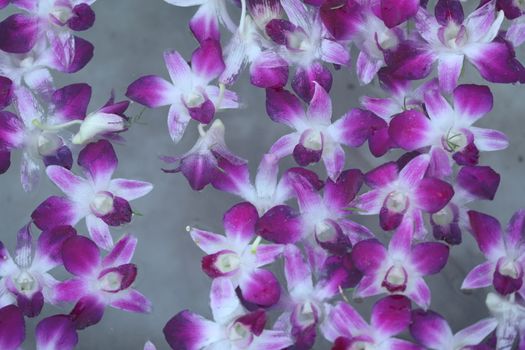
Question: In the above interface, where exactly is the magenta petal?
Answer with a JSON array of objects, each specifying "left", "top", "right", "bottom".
[
  {"left": 0, "top": 305, "right": 25, "bottom": 350},
  {"left": 69, "top": 296, "right": 105, "bottom": 329},
  {"left": 384, "top": 42, "right": 435, "bottom": 81},
  {"left": 293, "top": 132, "right": 323, "bottom": 166},
  {"left": 31, "top": 196, "right": 78, "bottom": 231},
  {"left": 0, "top": 76, "right": 13, "bottom": 110},
  {"left": 493, "top": 259, "right": 523, "bottom": 295},
  {"left": 380, "top": 0, "right": 418, "bottom": 28},
  {"left": 62, "top": 236, "right": 101, "bottom": 276},
  {"left": 389, "top": 110, "right": 431, "bottom": 151},
  {"left": 192, "top": 39, "right": 225, "bottom": 82},
  {"left": 453, "top": 84, "right": 493, "bottom": 123},
  {"left": 467, "top": 40, "right": 524, "bottom": 83},
  {"left": 457, "top": 166, "right": 500, "bottom": 200},
  {"left": 52, "top": 83, "right": 92, "bottom": 122},
  {"left": 365, "top": 162, "right": 398, "bottom": 188},
  {"left": 239, "top": 269, "right": 280, "bottom": 307},
  {"left": 51, "top": 36, "right": 94, "bottom": 73},
  {"left": 468, "top": 210, "right": 505, "bottom": 260},
  {"left": 126, "top": 75, "right": 175, "bottom": 108},
  {"left": 410, "top": 242, "right": 449, "bottom": 275},
  {"left": 265, "top": 19, "right": 296, "bottom": 45},
  {"left": 0, "top": 111, "right": 25, "bottom": 151},
  {"left": 68, "top": 4, "right": 95, "bottom": 31},
  {"left": 100, "top": 196, "right": 132, "bottom": 226},
  {"left": 42, "top": 145, "right": 73, "bottom": 170},
  {"left": 78, "top": 140, "right": 117, "bottom": 185},
  {"left": 256, "top": 205, "right": 303, "bottom": 243},
  {"left": 265, "top": 88, "right": 304, "bottom": 127},
  {"left": 292, "top": 62, "right": 332, "bottom": 102},
  {"left": 437, "top": 54, "right": 464, "bottom": 92},
  {"left": 36, "top": 315, "right": 78, "bottom": 350},
  {"left": 351, "top": 239, "right": 387, "bottom": 273},
  {"left": 164, "top": 310, "right": 221, "bottom": 350},
  {"left": 177, "top": 153, "right": 217, "bottom": 190},
  {"left": 410, "top": 309, "right": 452, "bottom": 349},
  {"left": 190, "top": 2, "right": 220, "bottom": 43},
  {"left": 371, "top": 295, "right": 411, "bottom": 337},
  {"left": 15, "top": 291, "right": 43, "bottom": 318},
  {"left": 284, "top": 244, "right": 312, "bottom": 292},
  {"left": 415, "top": 178, "right": 454, "bottom": 213},
  {"left": 324, "top": 169, "right": 363, "bottom": 210},
  {"left": 332, "top": 108, "right": 376, "bottom": 148},
  {"left": 507, "top": 209, "right": 525, "bottom": 247},
  {"left": 461, "top": 261, "right": 495, "bottom": 290},
  {"left": 435, "top": 0, "right": 464, "bottom": 25},
  {"left": 223, "top": 202, "right": 258, "bottom": 244},
  {"left": 0, "top": 151, "right": 9, "bottom": 174},
  {"left": 250, "top": 51, "right": 289, "bottom": 88},
  {"left": 187, "top": 97, "right": 215, "bottom": 124},
  {"left": 102, "top": 235, "right": 137, "bottom": 267},
  {"left": 110, "top": 290, "right": 151, "bottom": 313},
  {"left": 0, "top": 14, "right": 39, "bottom": 53},
  {"left": 320, "top": 0, "right": 362, "bottom": 40},
  {"left": 35, "top": 225, "right": 77, "bottom": 269}
]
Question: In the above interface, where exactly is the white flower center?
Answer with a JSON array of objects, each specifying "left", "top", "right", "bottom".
[
  {"left": 432, "top": 205, "right": 454, "bottom": 226},
  {"left": 385, "top": 191, "right": 408, "bottom": 213},
  {"left": 351, "top": 341, "right": 374, "bottom": 350},
  {"left": 184, "top": 91, "right": 205, "bottom": 108},
  {"left": 36, "top": 131, "right": 62, "bottom": 156},
  {"left": 20, "top": 56, "right": 35, "bottom": 69},
  {"left": 90, "top": 192, "right": 114, "bottom": 216},
  {"left": 303, "top": 131, "right": 323, "bottom": 150},
  {"left": 216, "top": 253, "right": 241, "bottom": 273},
  {"left": 499, "top": 259, "right": 520, "bottom": 279},
  {"left": 50, "top": 6, "right": 73, "bottom": 23},
  {"left": 15, "top": 271, "right": 35, "bottom": 293},
  {"left": 315, "top": 221, "right": 337, "bottom": 242},
  {"left": 99, "top": 271, "right": 123, "bottom": 292},
  {"left": 385, "top": 264, "right": 406, "bottom": 286},
  {"left": 442, "top": 23, "right": 468, "bottom": 49},
  {"left": 287, "top": 31, "right": 311, "bottom": 51},
  {"left": 443, "top": 129, "right": 468, "bottom": 152}
]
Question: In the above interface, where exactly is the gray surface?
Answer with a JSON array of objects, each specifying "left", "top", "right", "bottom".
[{"left": 1, "top": 0, "right": 525, "bottom": 348}]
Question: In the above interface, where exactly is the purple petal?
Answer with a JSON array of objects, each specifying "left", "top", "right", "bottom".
[
  {"left": 36, "top": 315, "right": 78, "bottom": 350},
  {"left": 99, "top": 196, "right": 132, "bottom": 226},
  {"left": 46, "top": 165, "right": 88, "bottom": 198},
  {"left": 0, "top": 151, "right": 10, "bottom": 174},
  {"left": 320, "top": 0, "right": 362, "bottom": 40},
  {"left": 51, "top": 83, "right": 92, "bottom": 123},
  {"left": 384, "top": 42, "right": 435, "bottom": 81},
  {"left": 468, "top": 210, "right": 505, "bottom": 260},
  {"left": 266, "top": 19, "right": 295, "bottom": 45},
  {"left": 68, "top": 4, "right": 95, "bottom": 31},
  {"left": 351, "top": 239, "right": 387, "bottom": 273},
  {"left": 457, "top": 166, "right": 500, "bottom": 200},
  {"left": 62, "top": 235, "right": 100, "bottom": 276},
  {"left": 0, "top": 76, "right": 13, "bottom": 110},
  {"left": 0, "top": 305, "right": 25, "bottom": 350},
  {"left": 453, "top": 84, "right": 493, "bottom": 123},
  {"left": 109, "top": 179, "right": 153, "bottom": 201},
  {"left": 467, "top": 40, "right": 524, "bottom": 83},
  {"left": 167, "top": 104, "right": 191, "bottom": 143},
  {"left": 365, "top": 162, "right": 398, "bottom": 188},
  {"left": 102, "top": 235, "right": 137, "bottom": 267},
  {"left": 454, "top": 318, "right": 498, "bottom": 346},
  {"left": 380, "top": 0, "right": 419, "bottom": 28},
  {"left": 42, "top": 146, "right": 73, "bottom": 170},
  {"left": 323, "top": 142, "right": 346, "bottom": 181},
  {"left": 407, "top": 277, "right": 431, "bottom": 309},
  {"left": 410, "top": 309, "right": 452, "bottom": 349},
  {"left": 256, "top": 205, "right": 303, "bottom": 243},
  {"left": 461, "top": 262, "right": 495, "bottom": 290},
  {"left": 69, "top": 296, "right": 105, "bottom": 329},
  {"left": 190, "top": 228, "right": 228, "bottom": 254},
  {"left": 437, "top": 54, "right": 464, "bottom": 92},
  {"left": 50, "top": 35, "right": 94, "bottom": 73},
  {"left": 493, "top": 259, "right": 523, "bottom": 295},
  {"left": 324, "top": 302, "right": 367, "bottom": 340},
  {"left": 0, "top": 14, "right": 39, "bottom": 53},
  {"left": 435, "top": 0, "right": 464, "bottom": 25},
  {"left": 77, "top": 140, "right": 117, "bottom": 186},
  {"left": 110, "top": 290, "right": 151, "bottom": 313},
  {"left": 255, "top": 244, "right": 283, "bottom": 267},
  {"left": 471, "top": 127, "right": 509, "bottom": 151},
  {"left": 324, "top": 169, "right": 363, "bottom": 210},
  {"left": 399, "top": 154, "right": 430, "bottom": 185},
  {"left": 85, "top": 215, "right": 114, "bottom": 250},
  {"left": 356, "top": 51, "right": 383, "bottom": 85},
  {"left": 415, "top": 178, "right": 454, "bottom": 213},
  {"left": 223, "top": 202, "right": 258, "bottom": 245},
  {"left": 388, "top": 219, "right": 413, "bottom": 258},
  {"left": 320, "top": 39, "right": 350, "bottom": 66},
  {"left": 239, "top": 269, "right": 281, "bottom": 307},
  {"left": 330, "top": 108, "right": 375, "bottom": 148},
  {"left": 187, "top": 97, "right": 215, "bottom": 124},
  {"left": 190, "top": 2, "right": 220, "bottom": 43},
  {"left": 164, "top": 310, "right": 222, "bottom": 350},
  {"left": 266, "top": 88, "right": 304, "bottom": 128},
  {"left": 35, "top": 225, "right": 77, "bottom": 270},
  {"left": 12, "top": 288, "right": 43, "bottom": 318},
  {"left": 410, "top": 242, "right": 449, "bottom": 275},
  {"left": 191, "top": 39, "right": 225, "bottom": 82},
  {"left": 250, "top": 51, "right": 289, "bottom": 88},
  {"left": 0, "top": 111, "right": 25, "bottom": 151},
  {"left": 54, "top": 279, "right": 88, "bottom": 303},
  {"left": 507, "top": 209, "right": 525, "bottom": 248},
  {"left": 210, "top": 278, "right": 239, "bottom": 323},
  {"left": 389, "top": 110, "right": 432, "bottom": 151},
  {"left": 125, "top": 75, "right": 175, "bottom": 108},
  {"left": 371, "top": 295, "right": 412, "bottom": 337},
  {"left": 293, "top": 131, "right": 323, "bottom": 166},
  {"left": 31, "top": 196, "right": 80, "bottom": 231},
  {"left": 292, "top": 62, "right": 332, "bottom": 102},
  {"left": 284, "top": 244, "right": 313, "bottom": 293}
]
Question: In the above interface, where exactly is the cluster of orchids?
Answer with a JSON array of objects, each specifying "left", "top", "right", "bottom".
[{"left": 1, "top": 0, "right": 525, "bottom": 348}]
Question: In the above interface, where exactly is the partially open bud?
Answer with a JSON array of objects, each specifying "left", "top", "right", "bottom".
[{"left": 72, "top": 112, "right": 125, "bottom": 145}]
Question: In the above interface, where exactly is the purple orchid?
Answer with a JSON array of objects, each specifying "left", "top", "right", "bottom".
[
  {"left": 323, "top": 295, "right": 421, "bottom": 350},
  {"left": 414, "top": 0, "right": 525, "bottom": 91},
  {"left": 462, "top": 209, "right": 525, "bottom": 296},
  {"left": 485, "top": 292, "right": 525, "bottom": 349},
  {"left": 164, "top": 278, "right": 293, "bottom": 350},
  {"left": 126, "top": 39, "right": 238, "bottom": 143},
  {"left": 265, "top": 83, "right": 378, "bottom": 181},
  {"left": 410, "top": 309, "right": 497, "bottom": 350},
  {"left": 190, "top": 202, "right": 283, "bottom": 307},
  {"left": 351, "top": 220, "right": 449, "bottom": 309},
  {"left": 36, "top": 314, "right": 79, "bottom": 350},
  {"left": 390, "top": 84, "right": 508, "bottom": 177},
  {"left": 162, "top": 119, "right": 247, "bottom": 191},
  {"left": 31, "top": 140, "right": 153, "bottom": 249},
  {"left": 355, "top": 154, "right": 454, "bottom": 237},
  {"left": 55, "top": 234, "right": 151, "bottom": 328},
  {"left": 0, "top": 223, "right": 75, "bottom": 317},
  {"left": 0, "top": 305, "right": 25, "bottom": 350}
]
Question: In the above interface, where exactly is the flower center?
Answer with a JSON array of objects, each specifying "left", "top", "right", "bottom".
[
  {"left": 499, "top": 259, "right": 520, "bottom": 279},
  {"left": 443, "top": 129, "right": 468, "bottom": 152},
  {"left": 184, "top": 91, "right": 205, "bottom": 108},
  {"left": 50, "top": 6, "right": 73, "bottom": 23},
  {"left": 376, "top": 29, "right": 399, "bottom": 50},
  {"left": 287, "top": 31, "right": 311, "bottom": 51},
  {"left": 216, "top": 252, "right": 241, "bottom": 273},
  {"left": 15, "top": 271, "right": 35, "bottom": 293},
  {"left": 351, "top": 341, "right": 374, "bottom": 350},
  {"left": 90, "top": 192, "right": 114, "bottom": 216},
  {"left": 36, "top": 131, "right": 62, "bottom": 156},
  {"left": 303, "top": 131, "right": 323, "bottom": 150},
  {"left": 98, "top": 271, "right": 123, "bottom": 292},
  {"left": 441, "top": 23, "right": 468, "bottom": 49},
  {"left": 228, "top": 321, "right": 254, "bottom": 348},
  {"left": 432, "top": 205, "right": 454, "bottom": 226},
  {"left": 382, "top": 264, "right": 408, "bottom": 292},
  {"left": 315, "top": 221, "right": 337, "bottom": 243},
  {"left": 385, "top": 191, "right": 409, "bottom": 213}
]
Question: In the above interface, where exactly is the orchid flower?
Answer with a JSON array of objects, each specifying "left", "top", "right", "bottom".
[
  {"left": 264, "top": 0, "right": 349, "bottom": 100},
  {"left": 0, "top": 305, "right": 25, "bottom": 350},
  {"left": 126, "top": 39, "right": 238, "bottom": 143},
  {"left": 390, "top": 84, "right": 508, "bottom": 178},
  {"left": 355, "top": 154, "right": 454, "bottom": 237},
  {"left": 31, "top": 140, "right": 153, "bottom": 249},
  {"left": 486, "top": 292, "right": 525, "bottom": 349},
  {"left": 36, "top": 314, "right": 79, "bottom": 350},
  {"left": 265, "top": 83, "right": 377, "bottom": 181},
  {"left": 351, "top": 220, "right": 449, "bottom": 309},
  {"left": 163, "top": 278, "right": 293, "bottom": 350},
  {"left": 462, "top": 209, "right": 525, "bottom": 296},
  {"left": 322, "top": 295, "right": 421, "bottom": 350},
  {"left": 0, "top": 224, "right": 75, "bottom": 317},
  {"left": 189, "top": 202, "right": 283, "bottom": 306},
  {"left": 55, "top": 234, "right": 151, "bottom": 328},
  {"left": 162, "top": 119, "right": 247, "bottom": 191},
  {"left": 414, "top": 0, "right": 524, "bottom": 92},
  {"left": 409, "top": 309, "right": 497, "bottom": 350}
]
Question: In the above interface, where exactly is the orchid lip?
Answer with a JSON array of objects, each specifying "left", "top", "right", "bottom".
[
  {"left": 382, "top": 264, "right": 407, "bottom": 292},
  {"left": 14, "top": 270, "right": 36, "bottom": 293},
  {"left": 432, "top": 205, "right": 454, "bottom": 226},
  {"left": 498, "top": 259, "right": 521, "bottom": 279},
  {"left": 302, "top": 130, "right": 323, "bottom": 151},
  {"left": 385, "top": 191, "right": 409, "bottom": 213},
  {"left": 90, "top": 192, "right": 115, "bottom": 216}
]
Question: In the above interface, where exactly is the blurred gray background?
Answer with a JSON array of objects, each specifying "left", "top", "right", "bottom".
[{"left": 1, "top": 0, "right": 525, "bottom": 348}]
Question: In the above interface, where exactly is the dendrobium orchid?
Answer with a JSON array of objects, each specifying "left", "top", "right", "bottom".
[
  {"left": 486, "top": 292, "right": 525, "bottom": 349},
  {"left": 31, "top": 140, "right": 153, "bottom": 249},
  {"left": 390, "top": 84, "right": 508, "bottom": 177},
  {"left": 355, "top": 154, "right": 454, "bottom": 237},
  {"left": 163, "top": 278, "right": 293, "bottom": 350},
  {"left": 0, "top": 223, "right": 75, "bottom": 317},
  {"left": 323, "top": 295, "right": 421, "bottom": 350},
  {"left": 351, "top": 220, "right": 449, "bottom": 309},
  {"left": 55, "top": 234, "right": 151, "bottom": 328},
  {"left": 126, "top": 39, "right": 239, "bottom": 143},
  {"left": 414, "top": 0, "right": 525, "bottom": 91},
  {"left": 190, "top": 202, "right": 283, "bottom": 306},
  {"left": 462, "top": 210, "right": 525, "bottom": 296}
]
